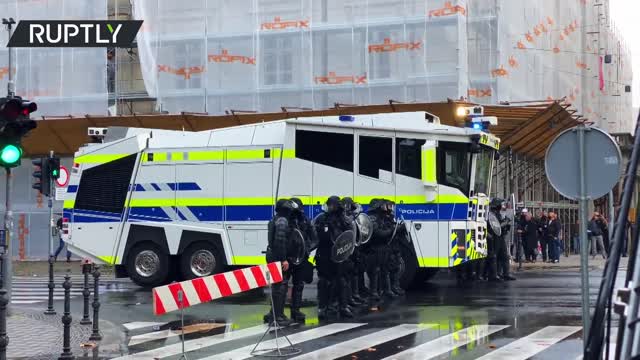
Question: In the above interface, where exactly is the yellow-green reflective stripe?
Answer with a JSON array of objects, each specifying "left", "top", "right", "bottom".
[
  {"left": 272, "top": 149, "right": 296, "bottom": 159},
  {"left": 154, "top": 152, "right": 168, "bottom": 162},
  {"left": 97, "top": 256, "right": 118, "bottom": 265},
  {"left": 128, "top": 198, "right": 175, "bottom": 207},
  {"left": 63, "top": 200, "right": 75, "bottom": 208},
  {"left": 453, "top": 258, "right": 463, "bottom": 266},
  {"left": 173, "top": 152, "right": 184, "bottom": 161},
  {"left": 128, "top": 194, "right": 468, "bottom": 208},
  {"left": 232, "top": 256, "right": 267, "bottom": 265},
  {"left": 421, "top": 149, "right": 436, "bottom": 183},
  {"left": 75, "top": 153, "right": 129, "bottom": 164},
  {"left": 227, "top": 149, "right": 268, "bottom": 160},
  {"left": 189, "top": 151, "right": 224, "bottom": 161}
]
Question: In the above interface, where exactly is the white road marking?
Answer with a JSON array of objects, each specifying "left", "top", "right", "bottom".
[
  {"left": 475, "top": 326, "right": 581, "bottom": 359},
  {"left": 200, "top": 323, "right": 367, "bottom": 360},
  {"left": 384, "top": 325, "right": 510, "bottom": 360},
  {"left": 113, "top": 324, "right": 269, "bottom": 359},
  {"left": 290, "top": 324, "right": 430, "bottom": 360},
  {"left": 123, "top": 322, "right": 168, "bottom": 332}
]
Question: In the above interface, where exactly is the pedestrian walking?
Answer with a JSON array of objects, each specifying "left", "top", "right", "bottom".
[
  {"left": 537, "top": 211, "right": 549, "bottom": 262},
  {"left": 588, "top": 212, "right": 608, "bottom": 259},
  {"left": 518, "top": 212, "right": 538, "bottom": 262},
  {"left": 547, "top": 212, "right": 562, "bottom": 263},
  {"left": 53, "top": 218, "right": 71, "bottom": 262}
]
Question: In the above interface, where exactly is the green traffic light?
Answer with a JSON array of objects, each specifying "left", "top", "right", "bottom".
[
  {"left": 52, "top": 169, "right": 59, "bottom": 177},
  {"left": 0, "top": 144, "right": 21, "bottom": 165}
]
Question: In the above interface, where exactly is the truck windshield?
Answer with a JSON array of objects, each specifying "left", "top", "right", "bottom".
[
  {"left": 438, "top": 142, "right": 471, "bottom": 194},
  {"left": 474, "top": 148, "right": 493, "bottom": 195}
]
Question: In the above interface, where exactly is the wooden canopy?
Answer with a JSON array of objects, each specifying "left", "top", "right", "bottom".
[{"left": 23, "top": 99, "right": 578, "bottom": 159}]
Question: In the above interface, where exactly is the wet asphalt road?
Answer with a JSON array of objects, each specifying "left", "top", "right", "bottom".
[{"left": 61, "top": 265, "right": 623, "bottom": 360}]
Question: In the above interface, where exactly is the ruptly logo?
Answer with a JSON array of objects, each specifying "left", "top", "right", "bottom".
[{"left": 7, "top": 20, "right": 142, "bottom": 48}]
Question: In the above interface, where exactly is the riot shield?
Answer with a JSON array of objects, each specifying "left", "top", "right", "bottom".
[
  {"left": 288, "top": 228, "right": 306, "bottom": 265},
  {"left": 487, "top": 211, "right": 502, "bottom": 237},
  {"left": 355, "top": 213, "right": 373, "bottom": 246},
  {"left": 330, "top": 230, "right": 356, "bottom": 263}
]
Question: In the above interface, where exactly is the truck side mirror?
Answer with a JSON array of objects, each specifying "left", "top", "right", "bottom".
[{"left": 421, "top": 140, "right": 438, "bottom": 190}]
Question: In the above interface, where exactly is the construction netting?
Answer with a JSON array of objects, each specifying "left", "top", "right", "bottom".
[
  {"left": 133, "top": 0, "right": 633, "bottom": 133},
  {"left": 0, "top": 0, "right": 108, "bottom": 117}
]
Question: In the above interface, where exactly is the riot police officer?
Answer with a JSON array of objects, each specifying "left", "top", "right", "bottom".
[
  {"left": 288, "top": 197, "right": 317, "bottom": 323},
  {"left": 342, "top": 197, "right": 366, "bottom": 307},
  {"left": 365, "top": 199, "right": 394, "bottom": 303},
  {"left": 264, "top": 199, "right": 297, "bottom": 325},
  {"left": 384, "top": 200, "right": 405, "bottom": 296},
  {"left": 314, "top": 196, "right": 356, "bottom": 319},
  {"left": 486, "top": 198, "right": 516, "bottom": 282}
]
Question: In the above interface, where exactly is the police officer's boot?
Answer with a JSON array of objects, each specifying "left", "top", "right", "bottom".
[
  {"left": 338, "top": 278, "right": 354, "bottom": 318},
  {"left": 501, "top": 257, "right": 516, "bottom": 281},
  {"left": 290, "top": 282, "right": 306, "bottom": 323},
  {"left": 382, "top": 272, "right": 398, "bottom": 298},
  {"left": 317, "top": 278, "right": 331, "bottom": 321},
  {"left": 367, "top": 271, "right": 380, "bottom": 303},
  {"left": 391, "top": 270, "right": 405, "bottom": 296},
  {"left": 350, "top": 275, "right": 365, "bottom": 304},
  {"left": 358, "top": 273, "right": 369, "bottom": 298},
  {"left": 270, "top": 282, "right": 291, "bottom": 326}
]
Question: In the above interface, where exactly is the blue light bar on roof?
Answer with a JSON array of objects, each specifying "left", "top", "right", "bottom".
[{"left": 339, "top": 115, "right": 354, "bottom": 122}]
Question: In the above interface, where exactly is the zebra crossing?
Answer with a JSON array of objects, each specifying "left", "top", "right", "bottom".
[
  {"left": 116, "top": 320, "right": 583, "bottom": 360},
  {"left": 10, "top": 274, "right": 138, "bottom": 304}
]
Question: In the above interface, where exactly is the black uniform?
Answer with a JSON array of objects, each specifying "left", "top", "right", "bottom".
[
  {"left": 287, "top": 197, "right": 316, "bottom": 323},
  {"left": 264, "top": 199, "right": 297, "bottom": 325},
  {"left": 383, "top": 200, "right": 404, "bottom": 296},
  {"left": 314, "top": 196, "right": 356, "bottom": 319},
  {"left": 486, "top": 198, "right": 515, "bottom": 281},
  {"left": 365, "top": 199, "right": 394, "bottom": 303},
  {"left": 343, "top": 197, "right": 366, "bottom": 307}
]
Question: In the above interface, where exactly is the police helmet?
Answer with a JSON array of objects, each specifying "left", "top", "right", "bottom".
[
  {"left": 342, "top": 197, "right": 356, "bottom": 212},
  {"left": 290, "top": 197, "right": 304, "bottom": 212},
  {"left": 275, "top": 199, "right": 296, "bottom": 215},
  {"left": 326, "top": 196, "right": 343, "bottom": 213},
  {"left": 489, "top": 198, "right": 504, "bottom": 210},
  {"left": 368, "top": 198, "right": 382, "bottom": 212}
]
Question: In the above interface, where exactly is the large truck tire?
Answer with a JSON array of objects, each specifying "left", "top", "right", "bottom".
[
  {"left": 179, "top": 242, "right": 224, "bottom": 280},
  {"left": 126, "top": 242, "right": 170, "bottom": 288}
]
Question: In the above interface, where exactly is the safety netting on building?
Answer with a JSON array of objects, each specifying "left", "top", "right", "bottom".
[
  {"left": 133, "top": 0, "right": 632, "bottom": 133},
  {"left": 0, "top": 0, "right": 108, "bottom": 117}
]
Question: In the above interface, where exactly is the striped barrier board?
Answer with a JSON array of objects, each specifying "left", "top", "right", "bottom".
[{"left": 152, "top": 262, "right": 283, "bottom": 316}]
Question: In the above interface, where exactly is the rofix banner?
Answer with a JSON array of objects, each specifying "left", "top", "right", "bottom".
[{"left": 7, "top": 20, "right": 142, "bottom": 47}]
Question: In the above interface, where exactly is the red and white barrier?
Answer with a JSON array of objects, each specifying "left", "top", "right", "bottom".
[{"left": 152, "top": 262, "right": 283, "bottom": 316}]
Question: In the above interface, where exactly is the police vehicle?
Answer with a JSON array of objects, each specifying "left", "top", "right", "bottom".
[{"left": 61, "top": 111, "right": 499, "bottom": 287}]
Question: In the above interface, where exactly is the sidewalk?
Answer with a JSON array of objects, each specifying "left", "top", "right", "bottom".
[
  {"left": 6, "top": 307, "right": 123, "bottom": 359},
  {"left": 13, "top": 261, "right": 114, "bottom": 277},
  {"left": 513, "top": 254, "right": 628, "bottom": 272}
]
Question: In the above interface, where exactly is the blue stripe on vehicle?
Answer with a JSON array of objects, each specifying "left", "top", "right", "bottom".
[
  {"left": 128, "top": 207, "right": 171, "bottom": 220},
  {"left": 178, "top": 182, "right": 201, "bottom": 191},
  {"left": 67, "top": 185, "right": 78, "bottom": 193},
  {"left": 177, "top": 210, "right": 187, "bottom": 221},
  {"left": 187, "top": 206, "right": 223, "bottom": 222},
  {"left": 151, "top": 183, "right": 161, "bottom": 191},
  {"left": 226, "top": 205, "right": 273, "bottom": 221},
  {"left": 72, "top": 215, "right": 120, "bottom": 223},
  {"left": 133, "top": 184, "right": 145, "bottom": 191},
  {"left": 166, "top": 183, "right": 177, "bottom": 191},
  {"left": 73, "top": 208, "right": 122, "bottom": 218}
]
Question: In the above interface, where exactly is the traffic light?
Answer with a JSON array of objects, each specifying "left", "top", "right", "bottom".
[
  {"left": 0, "top": 96, "right": 38, "bottom": 169},
  {"left": 49, "top": 156, "right": 60, "bottom": 180},
  {"left": 32, "top": 157, "right": 51, "bottom": 197}
]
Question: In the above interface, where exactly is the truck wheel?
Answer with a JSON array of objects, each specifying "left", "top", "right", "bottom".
[
  {"left": 399, "top": 245, "right": 418, "bottom": 290},
  {"left": 180, "top": 242, "right": 224, "bottom": 280},
  {"left": 126, "top": 242, "right": 169, "bottom": 288}
]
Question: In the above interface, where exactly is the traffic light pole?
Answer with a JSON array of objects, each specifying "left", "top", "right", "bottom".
[
  {"left": 48, "top": 151, "right": 54, "bottom": 257},
  {"left": 2, "top": 18, "right": 15, "bottom": 98},
  {"left": 2, "top": 168, "right": 12, "bottom": 308}
]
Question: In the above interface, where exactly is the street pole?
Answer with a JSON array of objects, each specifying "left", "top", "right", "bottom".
[
  {"left": 577, "top": 125, "right": 590, "bottom": 345},
  {"left": 2, "top": 168, "right": 12, "bottom": 310},
  {"left": 0, "top": 15, "right": 17, "bottom": 331},
  {"left": 48, "top": 151, "right": 54, "bottom": 257},
  {"left": 609, "top": 191, "right": 615, "bottom": 240}
]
